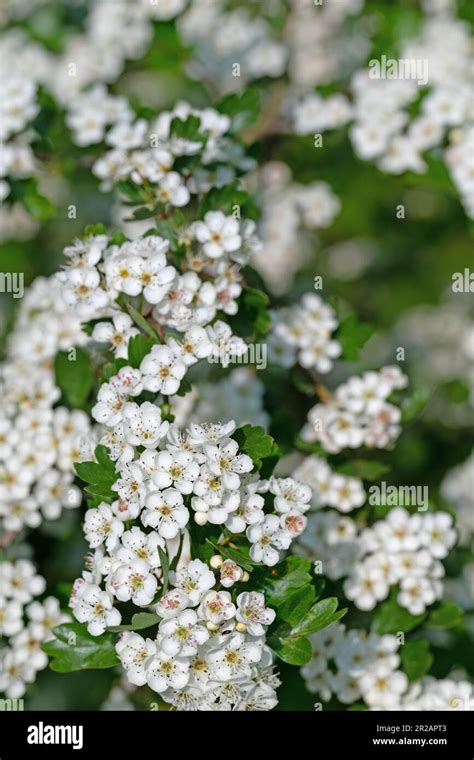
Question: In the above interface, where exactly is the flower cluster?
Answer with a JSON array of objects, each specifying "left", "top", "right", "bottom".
[
  {"left": 0, "top": 277, "right": 91, "bottom": 533},
  {"left": 250, "top": 164, "right": 341, "bottom": 295},
  {"left": 301, "top": 622, "right": 473, "bottom": 710},
  {"left": 92, "top": 101, "right": 249, "bottom": 198},
  {"left": 301, "top": 623, "right": 408, "bottom": 709},
  {"left": 0, "top": 560, "right": 68, "bottom": 698},
  {"left": 293, "top": 455, "right": 366, "bottom": 513},
  {"left": 0, "top": 31, "right": 43, "bottom": 204},
  {"left": 344, "top": 507, "right": 456, "bottom": 614},
  {"left": 301, "top": 366, "right": 408, "bottom": 453},
  {"left": 293, "top": 14, "right": 473, "bottom": 217},
  {"left": 177, "top": 1, "right": 287, "bottom": 91},
  {"left": 58, "top": 211, "right": 256, "bottom": 332},
  {"left": 113, "top": 578, "right": 279, "bottom": 710},
  {"left": 269, "top": 293, "right": 341, "bottom": 374}
]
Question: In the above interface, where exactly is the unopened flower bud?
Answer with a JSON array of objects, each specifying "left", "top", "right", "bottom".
[
  {"left": 194, "top": 511, "right": 208, "bottom": 526},
  {"left": 210, "top": 554, "right": 223, "bottom": 569}
]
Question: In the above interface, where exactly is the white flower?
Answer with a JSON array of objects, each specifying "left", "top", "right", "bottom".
[
  {"left": 378, "top": 508, "right": 421, "bottom": 553},
  {"left": 11, "top": 625, "right": 48, "bottom": 671},
  {"left": 359, "top": 664, "right": 408, "bottom": 709},
  {"left": 73, "top": 583, "right": 121, "bottom": 636},
  {"left": 116, "top": 527, "right": 164, "bottom": 568},
  {"left": 92, "top": 313, "right": 139, "bottom": 358},
  {"left": 170, "top": 559, "right": 215, "bottom": 605},
  {"left": 280, "top": 510, "right": 307, "bottom": 538},
  {"left": 186, "top": 420, "right": 236, "bottom": 446},
  {"left": 191, "top": 467, "right": 240, "bottom": 524},
  {"left": 112, "top": 462, "right": 147, "bottom": 507},
  {"left": 219, "top": 559, "right": 244, "bottom": 588},
  {"left": 142, "top": 488, "right": 189, "bottom": 538},
  {"left": 298, "top": 338, "right": 341, "bottom": 373},
  {"left": 103, "top": 254, "right": 142, "bottom": 296},
  {"left": 193, "top": 211, "right": 241, "bottom": 259},
  {"left": 397, "top": 575, "right": 439, "bottom": 615},
  {"left": 110, "top": 559, "right": 158, "bottom": 607},
  {"left": 140, "top": 345, "right": 187, "bottom": 395},
  {"left": 84, "top": 503, "right": 124, "bottom": 552},
  {"left": 326, "top": 474, "right": 366, "bottom": 513},
  {"left": 156, "top": 171, "right": 190, "bottom": 207},
  {"left": 109, "top": 366, "right": 143, "bottom": 397},
  {"left": 0, "top": 597, "right": 23, "bottom": 636},
  {"left": 156, "top": 589, "right": 190, "bottom": 619},
  {"left": 247, "top": 515, "right": 292, "bottom": 566},
  {"left": 152, "top": 450, "right": 199, "bottom": 494},
  {"left": 0, "top": 648, "right": 36, "bottom": 698},
  {"left": 136, "top": 252, "right": 176, "bottom": 305},
  {"left": 168, "top": 326, "right": 213, "bottom": 366},
  {"left": 0, "top": 560, "right": 46, "bottom": 603},
  {"left": 343, "top": 564, "right": 389, "bottom": 611},
  {"left": 197, "top": 590, "right": 236, "bottom": 625},
  {"left": 419, "top": 512, "right": 456, "bottom": 559},
  {"left": 204, "top": 438, "right": 253, "bottom": 490},
  {"left": 92, "top": 383, "right": 128, "bottom": 427},
  {"left": 269, "top": 477, "right": 312, "bottom": 514},
  {"left": 116, "top": 632, "right": 156, "bottom": 686},
  {"left": 146, "top": 651, "right": 190, "bottom": 693},
  {"left": 207, "top": 632, "right": 262, "bottom": 681},
  {"left": 122, "top": 402, "right": 170, "bottom": 448},
  {"left": 26, "top": 597, "right": 68, "bottom": 641},
  {"left": 107, "top": 119, "right": 148, "bottom": 149},
  {"left": 236, "top": 592, "right": 276, "bottom": 636},
  {"left": 60, "top": 267, "right": 108, "bottom": 318},
  {"left": 206, "top": 320, "right": 248, "bottom": 367},
  {"left": 159, "top": 609, "right": 209, "bottom": 656},
  {"left": 225, "top": 487, "right": 265, "bottom": 533}
]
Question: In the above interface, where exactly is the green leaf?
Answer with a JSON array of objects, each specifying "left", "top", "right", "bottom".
[
  {"left": 175, "top": 377, "right": 192, "bottom": 397},
  {"left": 257, "top": 556, "right": 312, "bottom": 605},
  {"left": 94, "top": 445, "right": 116, "bottom": 473},
  {"left": 117, "top": 181, "right": 148, "bottom": 204},
  {"left": 401, "top": 388, "right": 430, "bottom": 423},
  {"left": 400, "top": 640, "right": 433, "bottom": 682},
  {"left": 74, "top": 461, "right": 115, "bottom": 485},
  {"left": 372, "top": 592, "right": 426, "bottom": 634},
  {"left": 291, "top": 598, "right": 347, "bottom": 638},
  {"left": 216, "top": 88, "right": 261, "bottom": 134},
  {"left": 200, "top": 184, "right": 259, "bottom": 220},
  {"left": 232, "top": 424, "right": 274, "bottom": 469},
  {"left": 336, "top": 459, "right": 390, "bottom": 481},
  {"left": 127, "top": 334, "right": 154, "bottom": 368},
  {"left": 158, "top": 546, "right": 169, "bottom": 596},
  {"left": 54, "top": 348, "right": 94, "bottom": 408},
  {"left": 205, "top": 539, "right": 256, "bottom": 573},
  {"left": 109, "top": 612, "right": 160, "bottom": 633},
  {"left": 126, "top": 303, "right": 160, "bottom": 340},
  {"left": 278, "top": 586, "right": 316, "bottom": 628},
  {"left": 43, "top": 623, "right": 118, "bottom": 673},
  {"left": 270, "top": 634, "right": 312, "bottom": 666},
  {"left": 84, "top": 485, "right": 114, "bottom": 504},
  {"left": 83, "top": 223, "right": 106, "bottom": 237},
  {"left": 22, "top": 182, "right": 55, "bottom": 221},
  {"left": 170, "top": 114, "right": 203, "bottom": 141},
  {"left": 337, "top": 314, "right": 374, "bottom": 361},
  {"left": 426, "top": 602, "right": 464, "bottom": 630},
  {"left": 227, "top": 286, "right": 270, "bottom": 340},
  {"left": 259, "top": 444, "right": 282, "bottom": 480},
  {"left": 102, "top": 358, "right": 129, "bottom": 382}
]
